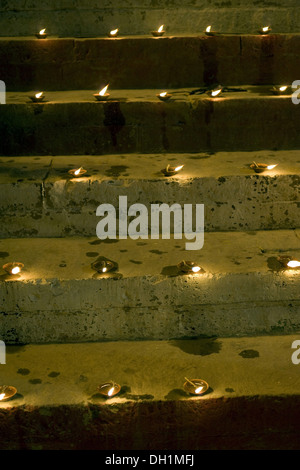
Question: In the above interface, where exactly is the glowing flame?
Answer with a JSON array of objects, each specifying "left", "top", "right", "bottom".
[
  {"left": 102, "top": 267, "right": 107, "bottom": 273},
  {"left": 287, "top": 260, "right": 300, "bottom": 268},
  {"left": 74, "top": 167, "right": 82, "bottom": 176},
  {"left": 279, "top": 86, "right": 288, "bottom": 92},
  {"left": 99, "top": 84, "right": 109, "bottom": 96},
  {"left": 35, "top": 92, "right": 43, "bottom": 99},
  {"left": 39, "top": 29, "right": 46, "bottom": 35},
  {"left": 158, "top": 25, "right": 164, "bottom": 33},
  {"left": 160, "top": 92, "right": 167, "bottom": 97},
  {"left": 110, "top": 28, "right": 118, "bottom": 36},
  {"left": 175, "top": 165, "right": 184, "bottom": 172},
  {"left": 267, "top": 164, "right": 277, "bottom": 170},
  {"left": 107, "top": 386, "right": 115, "bottom": 396},
  {"left": 206, "top": 26, "right": 212, "bottom": 32},
  {"left": 192, "top": 266, "right": 201, "bottom": 273},
  {"left": 211, "top": 88, "right": 222, "bottom": 97},
  {"left": 195, "top": 385, "right": 203, "bottom": 394},
  {"left": 11, "top": 266, "right": 20, "bottom": 275},
  {"left": 262, "top": 26, "right": 270, "bottom": 32},
  {"left": 0, "top": 393, "right": 5, "bottom": 401}
]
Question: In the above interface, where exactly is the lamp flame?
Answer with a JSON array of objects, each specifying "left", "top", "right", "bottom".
[
  {"left": 158, "top": 25, "right": 164, "bottom": 33},
  {"left": 11, "top": 266, "right": 20, "bottom": 275},
  {"left": 39, "top": 28, "right": 46, "bottom": 35},
  {"left": 0, "top": 393, "right": 5, "bottom": 401},
  {"left": 206, "top": 25, "right": 212, "bottom": 32},
  {"left": 175, "top": 165, "right": 184, "bottom": 172},
  {"left": 287, "top": 260, "right": 300, "bottom": 268},
  {"left": 262, "top": 26, "right": 270, "bottom": 32},
  {"left": 110, "top": 28, "right": 118, "bottom": 36},
  {"left": 107, "top": 386, "right": 115, "bottom": 396},
  {"left": 99, "top": 84, "right": 109, "bottom": 96},
  {"left": 102, "top": 267, "right": 107, "bottom": 273},
  {"left": 195, "top": 385, "right": 204, "bottom": 394},
  {"left": 211, "top": 88, "right": 222, "bottom": 97},
  {"left": 192, "top": 266, "right": 201, "bottom": 273},
  {"left": 160, "top": 92, "right": 167, "bottom": 97},
  {"left": 267, "top": 164, "right": 277, "bottom": 170},
  {"left": 74, "top": 167, "right": 82, "bottom": 176},
  {"left": 279, "top": 86, "right": 288, "bottom": 92},
  {"left": 35, "top": 92, "right": 43, "bottom": 99}
]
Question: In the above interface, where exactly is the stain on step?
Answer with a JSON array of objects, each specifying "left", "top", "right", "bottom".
[{"left": 239, "top": 349, "right": 259, "bottom": 358}]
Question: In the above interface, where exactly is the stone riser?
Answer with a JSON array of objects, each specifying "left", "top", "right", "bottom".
[
  {"left": 1, "top": 96, "right": 300, "bottom": 155},
  {"left": 1, "top": 35, "right": 300, "bottom": 90}
]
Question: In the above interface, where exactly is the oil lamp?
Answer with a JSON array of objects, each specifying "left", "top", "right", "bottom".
[
  {"left": 68, "top": 167, "right": 87, "bottom": 177},
  {"left": 151, "top": 25, "right": 165, "bottom": 37},
  {"left": 98, "top": 381, "right": 121, "bottom": 398},
  {"left": 271, "top": 85, "right": 290, "bottom": 95},
  {"left": 0, "top": 385, "right": 17, "bottom": 401},
  {"left": 207, "top": 86, "right": 223, "bottom": 97},
  {"left": 29, "top": 92, "right": 45, "bottom": 103},
  {"left": 161, "top": 164, "right": 184, "bottom": 176},
  {"left": 2, "top": 262, "right": 24, "bottom": 276},
  {"left": 91, "top": 259, "right": 117, "bottom": 274},
  {"left": 183, "top": 378, "right": 209, "bottom": 396},
  {"left": 177, "top": 260, "right": 204, "bottom": 274},
  {"left": 259, "top": 26, "right": 271, "bottom": 35},
  {"left": 108, "top": 28, "right": 119, "bottom": 38},
  {"left": 278, "top": 256, "right": 300, "bottom": 269},
  {"left": 157, "top": 91, "right": 172, "bottom": 102},
  {"left": 250, "top": 162, "right": 277, "bottom": 173},
  {"left": 205, "top": 25, "right": 217, "bottom": 36},
  {"left": 36, "top": 28, "right": 47, "bottom": 39},
  {"left": 94, "top": 84, "right": 110, "bottom": 101}
]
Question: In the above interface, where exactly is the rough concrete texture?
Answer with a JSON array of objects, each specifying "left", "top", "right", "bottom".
[
  {"left": 0, "top": 0, "right": 299, "bottom": 36},
  {"left": 0, "top": 230, "right": 300, "bottom": 343},
  {"left": 0, "top": 152, "right": 300, "bottom": 236},
  {"left": 1, "top": 335, "right": 300, "bottom": 449},
  {"left": 1, "top": 88, "right": 300, "bottom": 155},
  {"left": 2, "top": 34, "right": 300, "bottom": 90}
]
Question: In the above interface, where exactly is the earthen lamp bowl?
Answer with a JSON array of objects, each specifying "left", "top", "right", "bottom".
[
  {"left": 177, "top": 260, "right": 204, "bottom": 274},
  {"left": 250, "top": 163, "right": 274, "bottom": 173},
  {"left": 93, "top": 93, "right": 110, "bottom": 101},
  {"left": 151, "top": 30, "right": 165, "bottom": 37},
  {"left": 35, "top": 33, "right": 48, "bottom": 39},
  {"left": 91, "top": 259, "right": 117, "bottom": 273},
  {"left": 183, "top": 379, "right": 209, "bottom": 396},
  {"left": 29, "top": 94, "right": 45, "bottom": 103},
  {"left": 157, "top": 93, "right": 172, "bottom": 102},
  {"left": 2, "top": 262, "right": 24, "bottom": 275},
  {"left": 0, "top": 385, "right": 17, "bottom": 401},
  {"left": 97, "top": 382, "right": 121, "bottom": 398}
]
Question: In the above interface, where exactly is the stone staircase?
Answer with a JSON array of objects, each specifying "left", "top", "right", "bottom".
[{"left": 1, "top": 23, "right": 300, "bottom": 449}]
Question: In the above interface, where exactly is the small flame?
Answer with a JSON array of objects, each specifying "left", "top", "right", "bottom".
[
  {"left": 160, "top": 92, "right": 167, "bottom": 97},
  {"left": 11, "top": 266, "right": 20, "bottom": 275},
  {"left": 206, "top": 26, "right": 212, "bottom": 32},
  {"left": 267, "top": 164, "right": 277, "bottom": 170},
  {"left": 158, "top": 25, "right": 164, "bottom": 33},
  {"left": 287, "top": 260, "right": 300, "bottom": 268},
  {"left": 110, "top": 28, "right": 118, "bottom": 36},
  {"left": 175, "top": 165, "right": 184, "bottom": 172},
  {"left": 192, "top": 266, "right": 201, "bottom": 273},
  {"left": 195, "top": 385, "right": 203, "bottom": 394},
  {"left": 211, "top": 88, "right": 222, "bottom": 97},
  {"left": 39, "top": 29, "right": 46, "bottom": 35},
  {"left": 74, "top": 167, "right": 82, "bottom": 176},
  {"left": 0, "top": 393, "right": 5, "bottom": 401},
  {"left": 279, "top": 86, "right": 288, "bottom": 92},
  {"left": 262, "top": 26, "right": 270, "bottom": 32},
  {"left": 102, "top": 267, "right": 107, "bottom": 273},
  {"left": 107, "top": 386, "right": 115, "bottom": 396},
  {"left": 99, "top": 84, "right": 109, "bottom": 96},
  {"left": 35, "top": 92, "right": 43, "bottom": 99}
]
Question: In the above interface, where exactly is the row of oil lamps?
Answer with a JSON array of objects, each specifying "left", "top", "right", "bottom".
[
  {"left": 29, "top": 83, "right": 291, "bottom": 104},
  {"left": 35, "top": 25, "right": 273, "bottom": 39},
  {"left": 0, "top": 377, "right": 209, "bottom": 403}
]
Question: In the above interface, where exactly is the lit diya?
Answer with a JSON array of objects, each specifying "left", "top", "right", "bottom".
[
  {"left": 91, "top": 259, "right": 117, "bottom": 274},
  {"left": 259, "top": 26, "right": 271, "bottom": 35},
  {"left": 277, "top": 256, "right": 300, "bottom": 270},
  {"left": 94, "top": 84, "right": 110, "bottom": 101},
  {"left": 271, "top": 85, "right": 290, "bottom": 95},
  {"left": 98, "top": 381, "right": 121, "bottom": 398},
  {"left": 205, "top": 25, "right": 217, "bottom": 36},
  {"left": 157, "top": 91, "right": 172, "bottom": 102},
  {"left": 2, "top": 262, "right": 24, "bottom": 276},
  {"left": 0, "top": 385, "right": 17, "bottom": 401},
  {"left": 68, "top": 167, "right": 87, "bottom": 177},
  {"left": 207, "top": 86, "right": 223, "bottom": 97},
  {"left": 183, "top": 377, "right": 209, "bottom": 396},
  {"left": 151, "top": 25, "right": 165, "bottom": 37},
  {"left": 161, "top": 164, "right": 184, "bottom": 176},
  {"left": 108, "top": 28, "right": 119, "bottom": 37},
  {"left": 177, "top": 260, "right": 204, "bottom": 274},
  {"left": 36, "top": 28, "right": 47, "bottom": 39},
  {"left": 250, "top": 161, "right": 277, "bottom": 173},
  {"left": 29, "top": 92, "right": 45, "bottom": 103}
]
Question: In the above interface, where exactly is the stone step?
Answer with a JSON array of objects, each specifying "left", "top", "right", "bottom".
[
  {"left": 1, "top": 34, "right": 300, "bottom": 90},
  {"left": 0, "top": 152, "right": 299, "bottom": 237},
  {"left": 1, "top": 334, "right": 300, "bottom": 449},
  {"left": 0, "top": 230, "right": 300, "bottom": 343},
  {"left": 2, "top": 88, "right": 300, "bottom": 155},
  {"left": 0, "top": 0, "right": 299, "bottom": 37}
]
